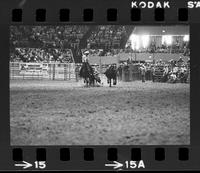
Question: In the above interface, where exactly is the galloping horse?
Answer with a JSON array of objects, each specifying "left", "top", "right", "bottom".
[
  {"left": 104, "top": 65, "right": 118, "bottom": 87},
  {"left": 79, "top": 62, "right": 101, "bottom": 87}
]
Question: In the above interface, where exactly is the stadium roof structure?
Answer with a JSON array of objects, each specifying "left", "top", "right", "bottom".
[{"left": 132, "top": 25, "right": 189, "bottom": 36}]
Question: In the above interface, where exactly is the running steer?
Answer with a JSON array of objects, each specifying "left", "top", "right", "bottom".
[{"left": 104, "top": 65, "right": 118, "bottom": 87}]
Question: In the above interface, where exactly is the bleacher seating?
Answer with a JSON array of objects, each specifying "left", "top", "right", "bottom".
[
  {"left": 87, "top": 26, "right": 127, "bottom": 49},
  {"left": 10, "top": 48, "right": 74, "bottom": 63},
  {"left": 10, "top": 26, "right": 89, "bottom": 48},
  {"left": 10, "top": 25, "right": 189, "bottom": 63}
]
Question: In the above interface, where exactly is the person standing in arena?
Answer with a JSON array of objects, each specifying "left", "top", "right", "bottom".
[
  {"left": 140, "top": 64, "right": 146, "bottom": 82},
  {"left": 118, "top": 64, "right": 122, "bottom": 81},
  {"left": 162, "top": 65, "right": 169, "bottom": 82},
  {"left": 151, "top": 65, "right": 156, "bottom": 82}
]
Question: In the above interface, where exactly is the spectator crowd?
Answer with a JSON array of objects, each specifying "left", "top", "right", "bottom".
[
  {"left": 10, "top": 26, "right": 89, "bottom": 49},
  {"left": 87, "top": 26, "right": 127, "bottom": 49},
  {"left": 10, "top": 48, "right": 74, "bottom": 63},
  {"left": 10, "top": 25, "right": 190, "bottom": 64},
  {"left": 116, "top": 57, "right": 190, "bottom": 83}
]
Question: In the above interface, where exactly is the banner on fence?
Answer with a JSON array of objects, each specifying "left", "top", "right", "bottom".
[{"left": 10, "top": 62, "right": 76, "bottom": 80}]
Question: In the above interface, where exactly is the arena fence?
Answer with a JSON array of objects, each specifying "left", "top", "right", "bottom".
[
  {"left": 10, "top": 62, "right": 76, "bottom": 80},
  {"left": 120, "top": 65, "right": 142, "bottom": 82},
  {"left": 118, "top": 64, "right": 190, "bottom": 83},
  {"left": 10, "top": 62, "right": 190, "bottom": 83}
]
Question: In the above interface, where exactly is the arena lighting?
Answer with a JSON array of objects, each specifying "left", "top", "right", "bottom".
[
  {"left": 141, "top": 35, "right": 150, "bottom": 48},
  {"left": 130, "top": 34, "right": 140, "bottom": 50},
  {"left": 135, "top": 41, "right": 140, "bottom": 50},
  {"left": 162, "top": 35, "right": 173, "bottom": 45},
  {"left": 183, "top": 35, "right": 189, "bottom": 42}
]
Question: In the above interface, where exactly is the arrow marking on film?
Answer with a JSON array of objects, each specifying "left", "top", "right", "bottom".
[
  {"left": 105, "top": 161, "right": 123, "bottom": 169},
  {"left": 14, "top": 161, "right": 33, "bottom": 169}
]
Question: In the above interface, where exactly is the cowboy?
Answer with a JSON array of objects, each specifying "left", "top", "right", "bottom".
[
  {"left": 82, "top": 54, "right": 87, "bottom": 62},
  {"left": 162, "top": 65, "right": 169, "bottom": 82},
  {"left": 140, "top": 64, "right": 146, "bottom": 82},
  {"left": 177, "top": 57, "right": 184, "bottom": 67},
  {"left": 82, "top": 50, "right": 89, "bottom": 63},
  {"left": 151, "top": 65, "right": 156, "bottom": 82},
  {"left": 169, "top": 72, "right": 177, "bottom": 83}
]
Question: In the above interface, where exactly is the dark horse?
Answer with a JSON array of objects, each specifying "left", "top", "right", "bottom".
[
  {"left": 104, "top": 65, "right": 118, "bottom": 87},
  {"left": 79, "top": 62, "right": 101, "bottom": 87}
]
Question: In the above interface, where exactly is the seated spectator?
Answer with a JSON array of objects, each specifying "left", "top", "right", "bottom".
[{"left": 10, "top": 48, "right": 74, "bottom": 63}]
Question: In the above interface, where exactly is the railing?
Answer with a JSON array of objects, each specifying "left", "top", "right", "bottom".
[{"left": 10, "top": 62, "right": 76, "bottom": 80}]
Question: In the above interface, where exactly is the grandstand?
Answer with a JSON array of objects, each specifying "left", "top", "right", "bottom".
[
  {"left": 87, "top": 25, "right": 129, "bottom": 49},
  {"left": 10, "top": 25, "right": 89, "bottom": 63},
  {"left": 10, "top": 25, "right": 135, "bottom": 63},
  {"left": 10, "top": 25, "right": 189, "bottom": 64},
  {"left": 10, "top": 48, "right": 74, "bottom": 63}
]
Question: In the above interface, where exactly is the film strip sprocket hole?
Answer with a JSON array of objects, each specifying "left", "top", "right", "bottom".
[
  {"left": 11, "top": 8, "right": 189, "bottom": 22},
  {"left": 12, "top": 147, "right": 189, "bottom": 161}
]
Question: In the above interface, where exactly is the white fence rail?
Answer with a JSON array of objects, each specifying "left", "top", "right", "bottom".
[{"left": 10, "top": 62, "right": 76, "bottom": 80}]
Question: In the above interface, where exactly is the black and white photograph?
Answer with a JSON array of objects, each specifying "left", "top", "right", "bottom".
[{"left": 10, "top": 25, "right": 190, "bottom": 145}]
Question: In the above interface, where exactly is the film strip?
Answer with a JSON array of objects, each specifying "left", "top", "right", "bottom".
[{"left": 0, "top": 0, "right": 200, "bottom": 171}]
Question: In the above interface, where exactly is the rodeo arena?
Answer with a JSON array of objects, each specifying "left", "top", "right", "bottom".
[{"left": 10, "top": 25, "right": 190, "bottom": 145}]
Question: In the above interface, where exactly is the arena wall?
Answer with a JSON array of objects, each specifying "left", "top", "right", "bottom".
[{"left": 88, "top": 53, "right": 189, "bottom": 65}]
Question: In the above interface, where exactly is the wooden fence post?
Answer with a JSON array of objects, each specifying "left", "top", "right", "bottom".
[
  {"left": 68, "top": 64, "right": 70, "bottom": 80},
  {"left": 53, "top": 64, "right": 55, "bottom": 80},
  {"left": 122, "top": 67, "right": 125, "bottom": 82},
  {"left": 129, "top": 64, "right": 134, "bottom": 81},
  {"left": 64, "top": 64, "right": 67, "bottom": 81}
]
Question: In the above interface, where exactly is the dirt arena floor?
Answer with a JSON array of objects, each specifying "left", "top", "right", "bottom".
[{"left": 10, "top": 78, "right": 190, "bottom": 145}]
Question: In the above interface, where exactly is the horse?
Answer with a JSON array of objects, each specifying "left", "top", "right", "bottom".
[
  {"left": 104, "top": 65, "right": 118, "bottom": 87},
  {"left": 79, "top": 62, "right": 101, "bottom": 87}
]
